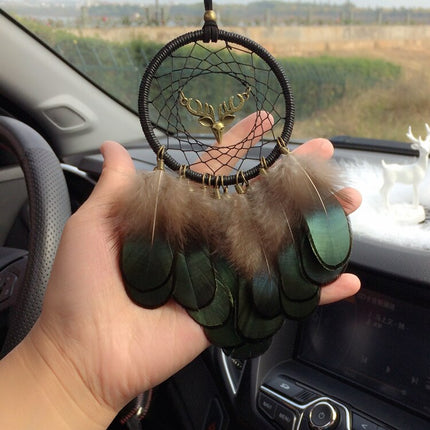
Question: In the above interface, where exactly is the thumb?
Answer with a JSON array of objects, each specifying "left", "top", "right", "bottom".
[{"left": 87, "top": 141, "right": 136, "bottom": 204}]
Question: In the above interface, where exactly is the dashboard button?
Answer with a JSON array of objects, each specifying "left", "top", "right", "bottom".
[
  {"left": 257, "top": 392, "right": 277, "bottom": 420},
  {"left": 265, "top": 375, "right": 304, "bottom": 399},
  {"left": 274, "top": 405, "right": 296, "bottom": 430},
  {"left": 309, "top": 401, "right": 338, "bottom": 430},
  {"left": 352, "top": 413, "right": 378, "bottom": 430}
]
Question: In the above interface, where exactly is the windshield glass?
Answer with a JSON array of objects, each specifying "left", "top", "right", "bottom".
[{"left": 2, "top": 1, "right": 429, "bottom": 142}]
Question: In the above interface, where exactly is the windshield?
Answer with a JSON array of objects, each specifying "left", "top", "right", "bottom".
[{"left": 2, "top": 1, "right": 429, "bottom": 142}]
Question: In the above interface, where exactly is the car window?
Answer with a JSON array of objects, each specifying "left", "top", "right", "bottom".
[{"left": 1, "top": 1, "right": 429, "bottom": 143}]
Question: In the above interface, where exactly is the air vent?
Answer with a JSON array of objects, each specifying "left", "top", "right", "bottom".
[
  {"left": 43, "top": 106, "right": 86, "bottom": 130},
  {"left": 39, "top": 94, "right": 95, "bottom": 133},
  {"left": 230, "top": 358, "right": 245, "bottom": 370}
]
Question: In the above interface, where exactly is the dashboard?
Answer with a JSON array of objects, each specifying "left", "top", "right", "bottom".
[
  {"left": 250, "top": 144, "right": 430, "bottom": 430},
  {"left": 78, "top": 142, "right": 430, "bottom": 430},
  {"left": 256, "top": 263, "right": 430, "bottom": 430}
]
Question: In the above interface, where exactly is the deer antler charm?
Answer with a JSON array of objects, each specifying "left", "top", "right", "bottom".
[{"left": 179, "top": 87, "right": 250, "bottom": 144}]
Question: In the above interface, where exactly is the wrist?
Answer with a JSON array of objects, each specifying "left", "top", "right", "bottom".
[{"left": 0, "top": 322, "right": 117, "bottom": 430}]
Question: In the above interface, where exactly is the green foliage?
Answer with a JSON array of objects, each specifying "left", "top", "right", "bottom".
[
  {"left": 17, "top": 18, "right": 401, "bottom": 121},
  {"left": 282, "top": 56, "right": 401, "bottom": 120},
  {"left": 18, "top": 17, "right": 164, "bottom": 108}
]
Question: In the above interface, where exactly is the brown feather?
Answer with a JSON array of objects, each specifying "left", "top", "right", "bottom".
[
  {"left": 265, "top": 152, "right": 346, "bottom": 211},
  {"left": 112, "top": 170, "right": 216, "bottom": 250},
  {"left": 212, "top": 191, "right": 267, "bottom": 279},
  {"left": 112, "top": 150, "right": 349, "bottom": 276},
  {"left": 211, "top": 151, "right": 350, "bottom": 278}
]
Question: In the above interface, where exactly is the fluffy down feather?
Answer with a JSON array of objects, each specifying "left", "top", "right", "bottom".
[
  {"left": 211, "top": 151, "right": 349, "bottom": 278},
  {"left": 112, "top": 169, "right": 216, "bottom": 250},
  {"left": 113, "top": 150, "right": 349, "bottom": 279}
]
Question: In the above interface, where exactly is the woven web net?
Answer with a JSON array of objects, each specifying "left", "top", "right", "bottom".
[{"left": 139, "top": 32, "right": 294, "bottom": 185}]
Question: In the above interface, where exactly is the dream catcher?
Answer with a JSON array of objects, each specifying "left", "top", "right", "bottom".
[{"left": 115, "top": 1, "right": 352, "bottom": 359}]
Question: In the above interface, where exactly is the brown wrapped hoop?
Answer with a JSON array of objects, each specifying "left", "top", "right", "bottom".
[{"left": 138, "top": 29, "right": 295, "bottom": 186}]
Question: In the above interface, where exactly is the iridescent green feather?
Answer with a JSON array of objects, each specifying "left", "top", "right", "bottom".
[
  {"left": 278, "top": 244, "right": 320, "bottom": 319},
  {"left": 204, "top": 314, "right": 244, "bottom": 348},
  {"left": 223, "top": 338, "right": 273, "bottom": 360},
  {"left": 125, "top": 281, "right": 175, "bottom": 309},
  {"left": 302, "top": 194, "right": 351, "bottom": 270},
  {"left": 202, "top": 259, "right": 242, "bottom": 344},
  {"left": 279, "top": 289, "right": 320, "bottom": 320},
  {"left": 121, "top": 237, "right": 175, "bottom": 308},
  {"left": 187, "top": 282, "right": 233, "bottom": 328},
  {"left": 173, "top": 245, "right": 217, "bottom": 310},
  {"left": 237, "top": 279, "right": 284, "bottom": 341},
  {"left": 278, "top": 245, "right": 320, "bottom": 302},
  {"left": 121, "top": 237, "right": 175, "bottom": 292},
  {"left": 299, "top": 235, "right": 346, "bottom": 285},
  {"left": 251, "top": 270, "right": 282, "bottom": 319}
]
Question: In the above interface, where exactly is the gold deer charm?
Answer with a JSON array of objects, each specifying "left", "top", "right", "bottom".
[{"left": 179, "top": 87, "right": 250, "bottom": 144}]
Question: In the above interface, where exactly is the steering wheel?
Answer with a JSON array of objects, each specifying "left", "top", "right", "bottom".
[{"left": 0, "top": 116, "right": 71, "bottom": 358}]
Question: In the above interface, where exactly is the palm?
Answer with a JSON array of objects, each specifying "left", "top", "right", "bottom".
[
  {"left": 36, "top": 116, "right": 361, "bottom": 412},
  {"left": 39, "top": 198, "right": 208, "bottom": 410}
]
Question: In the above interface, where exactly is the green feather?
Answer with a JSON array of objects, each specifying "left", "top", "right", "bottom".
[
  {"left": 278, "top": 244, "right": 320, "bottom": 319},
  {"left": 278, "top": 245, "right": 320, "bottom": 302},
  {"left": 187, "top": 258, "right": 237, "bottom": 327},
  {"left": 279, "top": 288, "right": 320, "bottom": 320},
  {"left": 173, "top": 245, "right": 217, "bottom": 310},
  {"left": 204, "top": 313, "right": 244, "bottom": 348},
  {"left": 237, "top": 279, "right": 284, "bottom": 341},
  {"left": 302, "top": 195, "right": 351, "bottom": 269},
  {"left": 202, "top": 260, "right": 242, "bottom": 345},
  {"left": 299, "top": 235, "right": 346, "bottom": 285},
  {"left": 213, "top": 256, "right": 239, "bottom": 298},
  {"left": 187, "top": 281, "right": 233, "bottom": 328},
  {"left": 251, "top": 269, "right": 282, "bottom": 318},
  {"left": 223, "top": 338, "right": 273, "bottom": 359},
  {"left": 124, "top": 280, "right": 174, "bottom": 309},
  {"left": 121, "top": 237, "right": 175, "bottom": 292},
  {"left": 121, "top": 236, "right": 175, "bottom": 294}
]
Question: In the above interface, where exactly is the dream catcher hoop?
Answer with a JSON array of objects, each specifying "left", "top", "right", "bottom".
[
  {"left": 116, "top": 2, "right": 352, "bottom": 359},
  {"left": 138, "top": 28, "right": 294, "bottom": 186}
]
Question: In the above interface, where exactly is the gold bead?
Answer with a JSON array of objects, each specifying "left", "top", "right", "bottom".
[{"left": 204, "top": 10, "right": 217, "bottom": 22}]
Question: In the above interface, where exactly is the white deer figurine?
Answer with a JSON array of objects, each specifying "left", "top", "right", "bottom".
[{"left": 380, "top": 124, "right": 430, "bottom": 208}]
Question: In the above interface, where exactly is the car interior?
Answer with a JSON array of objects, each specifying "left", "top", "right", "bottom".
[{"left": 0, "top": 3, "right": 429, "bottom": 430}]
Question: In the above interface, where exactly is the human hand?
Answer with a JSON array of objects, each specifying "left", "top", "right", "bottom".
[{"left": 9, "top": 113, "right": 360, "bottom": 430}]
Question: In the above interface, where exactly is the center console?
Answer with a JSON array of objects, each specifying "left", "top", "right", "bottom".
[{"left": 256, "top": 263, "right": 430, "bottom": 430}]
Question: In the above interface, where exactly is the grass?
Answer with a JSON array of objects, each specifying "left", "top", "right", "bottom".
[
  {"left": 293, "top": 55, "right": 430, "bottom": 142},
  {"left": 17, "top": 17, "right": 430, "bottom": 143}
]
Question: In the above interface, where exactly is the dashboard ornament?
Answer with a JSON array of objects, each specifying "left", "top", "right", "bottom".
[
  {"left": 115, "top": 1, "right": 352, "bottom": 358},
  {"left": 380, "top": 124, "right": 430, "bottom": 224}
]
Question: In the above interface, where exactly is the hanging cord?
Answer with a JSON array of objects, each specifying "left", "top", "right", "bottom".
[{"left": 202, "top": 0, "right": 219, "bottom": 42}]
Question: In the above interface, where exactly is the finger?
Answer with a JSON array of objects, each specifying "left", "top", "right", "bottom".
[
  {"left": 87, "top": 141, "right": 136, "bottom": 203},
  {"left": 293, "top": 138, "right": 334, "bottom": 159},
  {"left": 295, "top": 140, "right": 362, "bottom": 215},
  {"left": 337, "top": 186, "right": 362, "bottom": 216},
  {"left": 319, "top": 273, "right": 361, "bottom": 305},
  {"left": 192, "top": 111, "right": 274, "bottom": 175}
]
